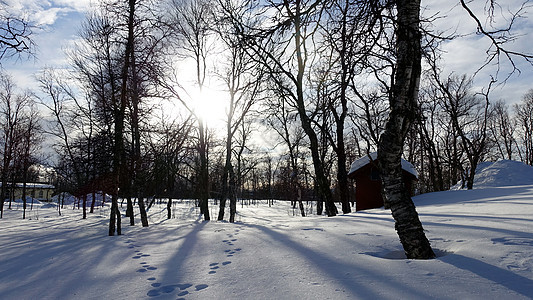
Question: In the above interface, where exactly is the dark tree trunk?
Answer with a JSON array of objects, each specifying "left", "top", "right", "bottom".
[
  {"left": 109, "top": 194, "right": 119, "bottom": 236},
  {"left": 218, "top": 197, "right": 227, "bottom": 221},
  {"left": 297, "top": 187, "right": 305, "bottom": 217},
  {"left": 90, "top": 190, "right": 96, "bottom": 214},
  {"left": 109, "top": 0, "right": 136, "bottom": 236},
  {"left": 333, "top": 2, "right": 351, "bottom": 214},
  {"left": 217, "top": 135, "right": 231, "bottom": 221},
  {"left": 22, "top": 182, "right": 27, "bottom": 220},
  {"left": 82, "top": 194, "right": 87, "bottom": 219},
  {"left": 57, "top": 193, "right": 61, "bottom": 216},
  {"left": 316, "top": 197, "right": 323, "bottom": 215},
  {"left": 130, "top": 21, "right": 148, "bottom": 228},
  {"left": 8, "top": 179, "right": 15, "bottom": 209},
  {"left": 336, "top": 150, "right": 351, "bottom": 214},
  {"left": 229, "top": 165, "right": 237, "bottom": 222},
  {"left": 138, "top": 196, "right": 149, "bottom": 227},
  {"left": 167, "top": 197, "right": 172, "bottom": 219},
  {"left": 377, "top": 0, "right": 434, "bottom": 259},
  {"left": 293, "top": 5, "right": 337, "bottom": 217},
  {"left": 198, "top": 121, "right": 210, "bottom": 221},
  {"left": 126, "top": 197, "right": 134, "bottom": 226},
  {"left": 116, "top": 202, "right": 121, "bottom": 235},
  {"left": 217, "top": 155, "right": 228, "bottom": 220}
]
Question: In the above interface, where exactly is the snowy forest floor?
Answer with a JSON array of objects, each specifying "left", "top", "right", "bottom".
[{"left": 1, "top": 182, "right": 533, "bottom": 299}]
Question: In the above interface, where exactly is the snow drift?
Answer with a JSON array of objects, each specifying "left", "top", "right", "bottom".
[{"left": 473, "top": 160, "right": 533, "bottom": 188}]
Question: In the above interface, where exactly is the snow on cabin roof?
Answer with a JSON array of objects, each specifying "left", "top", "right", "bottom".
[{"left": 348, "top": 152, "right": 418, "bottom": 178}]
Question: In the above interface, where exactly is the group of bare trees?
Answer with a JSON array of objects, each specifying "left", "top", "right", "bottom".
[
  {"left": 2, "top": 0, "right": 532, "bottom": 258},
  {"left": 37, "top": 0, "right": 174, "bottom": 234},
  {"left": 0, "top": 4, "right": 40, "bottom": 219},
  {"left": 409, "top": 75, "right": 533, "bottom": 193},
  {"left": 0, "top": 73, "right": 41, "bottom": 219}
]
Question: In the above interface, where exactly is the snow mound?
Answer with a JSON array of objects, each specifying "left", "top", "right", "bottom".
[{"left": 473, "top": 160, "right": 533, "bottom": 188}]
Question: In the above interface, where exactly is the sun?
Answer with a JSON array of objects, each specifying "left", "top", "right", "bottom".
[{"left": 191, "top": 87, "right": 228, "bottom": 128}]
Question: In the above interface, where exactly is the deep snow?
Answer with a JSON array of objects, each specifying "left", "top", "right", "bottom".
[{"left": 1, "top": 160, "right": 532, "bottom": 299}]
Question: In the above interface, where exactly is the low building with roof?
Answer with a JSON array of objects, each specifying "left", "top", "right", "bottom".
[
  {"left": 347, "top": 152, "right": 417, "bottom": 211},
  {"left": 1, "top": 183, "right": 55, "bottom": 201}
]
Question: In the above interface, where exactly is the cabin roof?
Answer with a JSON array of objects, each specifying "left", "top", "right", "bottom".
[{"left": 348, "top": 152, "right": 418, "bottom": 178}]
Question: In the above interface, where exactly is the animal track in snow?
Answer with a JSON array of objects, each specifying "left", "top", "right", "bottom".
[{"left": 147, "top": 283, "right": 209, "bottom": 298}]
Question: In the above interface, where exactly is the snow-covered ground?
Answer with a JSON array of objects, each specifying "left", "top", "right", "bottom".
[{"left": 1, "top": 160, "right": 533, "bottom": 299}]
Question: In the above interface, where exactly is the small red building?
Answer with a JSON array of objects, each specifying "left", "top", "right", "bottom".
[{"left": 347, "top": 153, "right": 418, "bottom": 211}]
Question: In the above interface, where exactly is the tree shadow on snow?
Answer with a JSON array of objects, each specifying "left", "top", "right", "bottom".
[
  {"left": 241, "top": 223, "right": 435, "bottom": 299},
  {"left": 146, "top": 220, "right": 209, "bottom": 298},
  {"left": 440, "top": 253, "right": 533, "bottom": 298}
]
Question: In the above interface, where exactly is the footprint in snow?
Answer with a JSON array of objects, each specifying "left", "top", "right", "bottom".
[
  {"left": 147, "top": 283, "right": 205, "bottom": 298},
  {"left": 139, "top": 264, "right": 157, "bottom": 271},
  {"left": 302, "top": 228, "right": 324, "bottom": 231}
]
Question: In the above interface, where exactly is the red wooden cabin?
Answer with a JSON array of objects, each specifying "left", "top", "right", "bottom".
[{"left": 347, "top": 153, "right": 418, "bottom": 211}]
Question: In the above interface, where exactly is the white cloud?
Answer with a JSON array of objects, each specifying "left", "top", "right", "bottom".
[
  {"left": 32, "top": 7, "right": 67, "bottom": 26},
  {"left": 51, "top": 0, "right": 93, "bottom": 12},
  {"left": 2, "top": 0, "right": 91, "bottom": 26}
]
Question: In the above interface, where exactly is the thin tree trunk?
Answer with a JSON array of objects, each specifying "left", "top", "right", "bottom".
[
  {"left": 297, "top": 187, "right": 305, "bottom": 217},
  {"left": 130, "top": 19, "right": 148, "bottom": 228},
  {"left": 316, "top": 197, "right": 323, "bottom": 215},
  {"left": 126, "top": 196, "right": 134, "bottom": 225},
  {"left": 167, "top": 197, "right": 172, "bottom": 219},
  {"left": 198, "top": 120, "right": 210, "bottom": 221},
  {"left": 82, "top": 194, "right": 87, "bottom": 219},
  {"left": 8, "top": 179, "right": 15, "bottom": 209},
  {"left": 90, "top": 191, "right": 96, "bottom": 214},
  {"left": 22, "top": 182, "right": 27, "bottom": 220},
  {"left": 138, "top": 195, "right": 149, "bottom": 227},
  {"left": 109, "top": 194, "right": 118, "bottom": 236},
  {"left": 109, "top": 0, "right": 136, "bottom": 236},
  {"left": 336, "top": 150, "right": 351, "bottom": 214},
  {"left": 293, "top": 4, "right": 336, "bottom": 216},
  {"left": 57, "top": 193, "right": 61, "bottom": 216},
  {"left": 217, "top": 133, "right": 231, "bottom": 221},
  {"left": 229, "top": 165, "right": 237, "bottom": 223}
]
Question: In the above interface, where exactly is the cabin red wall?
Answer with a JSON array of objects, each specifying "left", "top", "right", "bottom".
[
  {"left": 351, "top": 165, "right": 383, "bottom": 211},
  {"left": 349, "top": 164, "right": 416, "bottom": 211}
]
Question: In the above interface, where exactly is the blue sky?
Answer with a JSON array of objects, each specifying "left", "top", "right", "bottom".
[
  {"left": 3, "top": 0, "right": 533, "bottom": 105},
  {"left": 2, "top": 0, "right": 89, "bottom": 87},
  {"left": 427, "top": 0, "right": 533, "bottom": 104}
]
